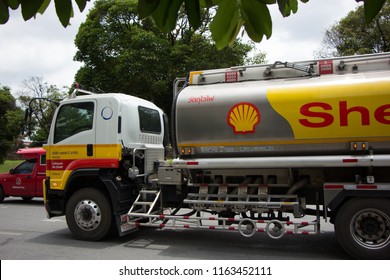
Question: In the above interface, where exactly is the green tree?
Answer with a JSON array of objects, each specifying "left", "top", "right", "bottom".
[
  {"left": 245, "top": 44, "right": 268, "bottom": 64},
  {"left": 0, "top": 85, "right": 24, "bottom": 164},
  {"left": 317, "top": 0, "right": 390, "bottom": 57},
  {"left": 1, "top": 0, "right": 387, "bottom": 49},
  {"left": 73, "top": 0, "right": 253, "bottom": 114},
  {"left": 18, "top": 77, "right": 66, "bottom": 146}
]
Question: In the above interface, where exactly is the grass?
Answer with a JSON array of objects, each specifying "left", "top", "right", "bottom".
[{"left": 0, "top": 160, "right": 23, "bottom": 173}]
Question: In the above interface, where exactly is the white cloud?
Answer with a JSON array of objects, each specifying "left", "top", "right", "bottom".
[
  {"left": 0, "top": 3, "right": 89, "bottom": 93},
  {"left": 258, "top": 0, "right": 361, "bottom": 63}
]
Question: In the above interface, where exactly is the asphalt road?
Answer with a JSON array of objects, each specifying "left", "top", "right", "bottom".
[{"left": 0, "top": 197, "right": 351, "bottom": 260}]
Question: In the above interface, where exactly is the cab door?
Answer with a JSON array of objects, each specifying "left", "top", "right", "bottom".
[
  {"left": 45, "top": 100, "right": 96, "bottom": 191},
  {"left": 3, "top": 159, "right": 37, "bottom": 196}
]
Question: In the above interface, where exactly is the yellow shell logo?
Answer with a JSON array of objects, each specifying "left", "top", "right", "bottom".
[{"left": 227, "top": 102, "right": 260, "bottom": 134}]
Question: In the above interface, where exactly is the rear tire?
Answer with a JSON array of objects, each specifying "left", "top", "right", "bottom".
[
  {"left": 335, "top": 198, "right": 390, "bottom": 259},
  {"left": 66, "top": 188, "right": 113, "bottom": 241}
]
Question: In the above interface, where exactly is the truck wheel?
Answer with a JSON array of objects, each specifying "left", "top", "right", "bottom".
[
  {"left": 66, "top": 188, "right": 113, "bottom": 241},
  {"left": 334, "top": 198, "right": 390, "bottom": 259}
]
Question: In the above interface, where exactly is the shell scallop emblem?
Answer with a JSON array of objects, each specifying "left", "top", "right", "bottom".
[{"left": 227, "top": 102, "right": 260, "bottom": 134}]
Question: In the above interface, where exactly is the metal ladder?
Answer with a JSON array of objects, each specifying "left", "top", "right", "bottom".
[{"left": 128, "top": 188, "right": 161, "bottom": 219}]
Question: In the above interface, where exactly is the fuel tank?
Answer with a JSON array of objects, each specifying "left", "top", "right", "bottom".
[{"left": 174, "top": 71, "right": 390, "bottom": 158}]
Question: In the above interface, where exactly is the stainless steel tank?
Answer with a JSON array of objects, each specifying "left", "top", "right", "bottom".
[{"left": 174, "top": 71, "right": 390, "bottom": 158}]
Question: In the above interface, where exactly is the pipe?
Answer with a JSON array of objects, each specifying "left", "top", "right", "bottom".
[{"left": 287, "top": 177, "right": 310, "bottom": 195}]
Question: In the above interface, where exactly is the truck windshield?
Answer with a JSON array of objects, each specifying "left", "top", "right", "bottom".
[
  {"left": 54, "top": 102, "right": 94, "bottom": 143},
  {"left": 13, "top": 159, "right": 36, "bottom": 174}
]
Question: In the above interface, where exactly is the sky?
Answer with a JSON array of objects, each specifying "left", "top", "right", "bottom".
[{"left": 0, "top": 0, "right": 361, "bottom": 95}]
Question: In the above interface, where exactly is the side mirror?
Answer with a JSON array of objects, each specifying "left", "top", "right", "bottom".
[
  {"left": 9, "top": 168, "right": 14, "bottom": 174},
  {"left": 23, "top": 108, "right": 32, "bottom": 136}
]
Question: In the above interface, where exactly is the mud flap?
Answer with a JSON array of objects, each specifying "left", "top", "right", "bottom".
[{"left": 116, "top": 214, "right": 139, "bottom": 236}]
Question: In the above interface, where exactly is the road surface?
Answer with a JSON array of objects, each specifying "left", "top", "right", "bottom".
[{"left": 0, "top": 197, "right": 351, "bottom": 260}]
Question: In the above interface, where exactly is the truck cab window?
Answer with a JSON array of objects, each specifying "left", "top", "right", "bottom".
[
  {"left": 54, "top": 102, "right": 94, "bottom": 143},
  {"left": 40, "top": 154, "right": 46, "bottom": 165},
  {"left": 13, "top": 159, "right": 36, "bottom": 174},
  {"left": 138, "top": 106, "right": 161, "bottom": 134}
]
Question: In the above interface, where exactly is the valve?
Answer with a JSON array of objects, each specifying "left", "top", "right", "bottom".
[
  {"left": 238, "top": 219, "right": 256, "bottom": 237},
  {"left": 266, "top": 220, "right": 285, "bottom": 239}
]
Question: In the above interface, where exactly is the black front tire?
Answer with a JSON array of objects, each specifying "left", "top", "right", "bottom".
[
  {"left": 335, "top": 198, "right": 390, "bottom": 259},
  {"left": 66, "top": 188, "right": 113, "bottom": 241}
]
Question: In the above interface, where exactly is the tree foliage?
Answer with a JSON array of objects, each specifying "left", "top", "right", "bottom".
[
  {"left": 0, "top": 0, "right": 387, "bottom": 49},
  {"left": 318, "top": 0, "right": 390, "bottom": 57},
  {"left": 0, "top": 0, "right": 90, "bottom": 27},
  {"left": 73, "top": 0, "right": 254, "bottom": 114},
  {"left": 18, "top": 77, "right": 66, "bottom": 146},
  {"left": 0, "top": 85, "right": 24, "bottom": 164}
]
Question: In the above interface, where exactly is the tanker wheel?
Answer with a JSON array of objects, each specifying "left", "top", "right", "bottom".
[
  {"left": 334, "top": 198, "right": 390, "bottom": 259},
  {"left": 66, "top": 188, "right": 113, "bottom": 241}
]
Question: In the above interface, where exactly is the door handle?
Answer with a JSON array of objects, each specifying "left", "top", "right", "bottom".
[{"left": 87, "top": 144, "right": 93, "bottom": 156}]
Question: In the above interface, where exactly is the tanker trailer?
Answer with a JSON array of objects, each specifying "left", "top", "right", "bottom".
[{"left": 174, "top": 64, "right": 390, "bottom": 159}]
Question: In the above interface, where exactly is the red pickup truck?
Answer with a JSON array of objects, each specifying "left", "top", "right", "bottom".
[{"left": 0, "top": 147, "right": 46, "bottom": 202}]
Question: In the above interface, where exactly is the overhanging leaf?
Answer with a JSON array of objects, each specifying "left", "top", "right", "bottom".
[
  {"left": 185, "top": 0, "right": 201, "bottom": 29},
  {"left": 0, "top": 0, "right": 10, "bottom": 24},
  {"left": 277, "top": 0, "right": 299, "bottom": 17},
  {"left": 210, "top": 0, "right": 241, "bottom": 49},
  {"left": 200, "top": 0, "right": 223, "bottom": 8},
  {"left": 151, "top": 0, "right": 183, "bottom": 33},
  {"left": 241, "top": 0, "right": 272, "bottom": 42},
  {"left": 289, "top": 0, "right": 298, "bottom": 14},
  {"left": 75, "top": 0, "right": 88, "bottom": 12},
  {"left": 138, "top": 0, "right": 159, "bottom": 19},
  {"left": 364, "top": 0, "right": 385, "bottom": 23},
  {"left": 228, "top": 18, "right": 243, "bottom": 46},
  {"left": 54, "top": 0, "right": 72, "bottom": 27},
  {"left": 20, "top": 0, "right": 45, "bottom": 21},
  {"left": 8, "top": 0, "right": 20, "bottom": 10},
  {"left": 38, "top": 0, "right": 51, "bottom": 15},
  {"left": 277, "top": 0, "right": 288, "bottom": 17},
  {"left": 258, "top": 0, "right": 276, "bottom": 4}
]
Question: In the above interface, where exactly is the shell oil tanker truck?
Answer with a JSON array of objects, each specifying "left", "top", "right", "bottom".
[{"left": 39, "top": 52, "right": 390, "bottom": 259}]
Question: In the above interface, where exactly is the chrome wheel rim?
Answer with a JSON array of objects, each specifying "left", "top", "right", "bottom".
[
  {"left": 351, "top": 208, "right": 390, "bottom": 250},
  {"left": 74, "top": 199, "right": 102, "bottom": 231}
]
